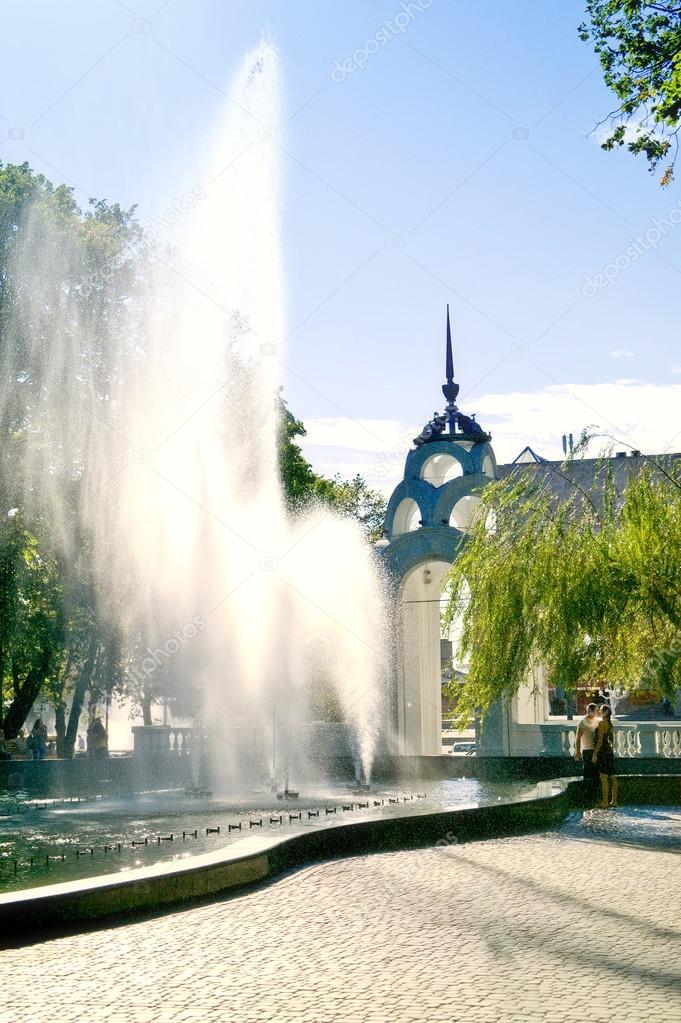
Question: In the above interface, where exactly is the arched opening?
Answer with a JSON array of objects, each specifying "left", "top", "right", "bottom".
[
  {"left": 399, "top": 560, "right": 453, "bottom": 756},
  {"left": 449, "top": 494, "right": 482, "bottom": 533},
  {"left": 420, "top": 453, "right": 463, "bottom": 487},
  {"left": 392, "top": 497, "right": 421, "bottom": 536},
  {"left": 440, "top": 577, "right": 473, "bottom": 751},
  {"left": 482, "top": 454, "right": 495, "bottom": 478}
]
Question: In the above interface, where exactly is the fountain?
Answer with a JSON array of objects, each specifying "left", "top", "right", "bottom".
[{"left": 0, "top": 40, "right": 388, "bottom": 793}]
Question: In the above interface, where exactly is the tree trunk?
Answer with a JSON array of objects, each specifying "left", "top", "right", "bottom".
[
  {"left": 52, "top": 650, "right": 74, "bottom": 758},
  {"left": 2, "top": 652, "right": 51, "bottom": 740},
  {"left": 54, "top": 701, "right": 67, "bottom": 757},
  {"left": 61, "top": 635, "right": 98, "bottom": 759},
  {"left": 0, "top": 641, "right": 4, "bottom": 729}
]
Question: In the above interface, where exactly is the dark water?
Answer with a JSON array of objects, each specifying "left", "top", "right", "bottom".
[{"left": 0, "top": 779, "right": 536, "bottom": 892}]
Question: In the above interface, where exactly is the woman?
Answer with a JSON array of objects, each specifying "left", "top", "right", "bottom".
[{"left": 592, "top": 705, "right": 618, "bottom": 808}]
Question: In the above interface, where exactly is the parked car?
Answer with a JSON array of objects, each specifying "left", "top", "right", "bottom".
[{"left": 450, "top": 741, "right": 476, "bottom": 755}]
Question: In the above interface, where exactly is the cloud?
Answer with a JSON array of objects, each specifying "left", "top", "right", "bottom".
[
  {"left": 671, "top": 364, "right": 681, "bottom": 375},
  {"left": 590, "top": 120, "right": 648, "bottom": 147},
  {"left": 609, "top": 349, "right": 635, "bottom": 359},
  {"left": 300, "top": 380, "right": 681, "bottom": 495}
]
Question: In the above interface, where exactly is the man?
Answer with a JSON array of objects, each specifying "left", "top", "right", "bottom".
[{"left": 574, "top": 703, "right": 600, "bottom": 797}]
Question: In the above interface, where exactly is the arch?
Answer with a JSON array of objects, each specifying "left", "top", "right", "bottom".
[
  {"left": 392, "top": 497, "right": 421, "bottom": 536},
  {"left": 432, "top": 473, "right": 486, "bottom": 529},
  {"left": 379, "top": 435, "right": 498, "bottom": 757},
  {"left": 404, "top": 439, "right": 476, "bottom": 482},
  {"left": 449, "top": 494, "right": 482, "bottom": 533},
  {"left": 420, "top": 452, "right": 463, "bottom": 487},
  {"left": 380, "top": 527, "right": 464, "bottom": 585},
  {"left": 384, "top": 480, "right": 433, "bottom": 537},
  {"left": 469, "top": 441, "right": 497, "bottom": 479}
]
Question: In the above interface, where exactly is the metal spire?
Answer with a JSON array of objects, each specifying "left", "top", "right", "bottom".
[
  {"left": 441, "top": 304, "right": 459, "bottom": 429},
  {"left": 445, "top": 303, "right": 454, "bottom": 383}
]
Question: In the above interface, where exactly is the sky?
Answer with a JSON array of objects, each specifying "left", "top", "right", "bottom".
[{"left": 1, "top": 0, "right": 679, "bottom": 495}]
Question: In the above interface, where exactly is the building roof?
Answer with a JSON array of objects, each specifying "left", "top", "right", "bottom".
[{"left": 511, "top": 445, "right": 547, "bottom": 464}]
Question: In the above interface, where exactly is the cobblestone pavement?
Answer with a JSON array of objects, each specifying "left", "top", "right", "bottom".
[{"left": 2, "top": 807, "right": 680, "bottom": 1023}]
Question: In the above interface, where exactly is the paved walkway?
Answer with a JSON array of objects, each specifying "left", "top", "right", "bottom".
[{"left": 2, "top": 807, "right": 680, "bottom": 1023}]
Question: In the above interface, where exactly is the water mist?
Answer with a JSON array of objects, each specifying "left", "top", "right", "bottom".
[{"left": 1, "top": 41, "right": 388, "bottom": 788}]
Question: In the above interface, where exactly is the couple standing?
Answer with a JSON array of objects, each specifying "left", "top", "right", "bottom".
[{"left": 574, "top": 703, "right": 618, "bottom": 807}]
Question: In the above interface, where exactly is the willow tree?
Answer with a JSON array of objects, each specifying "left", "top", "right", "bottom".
[{"left": 442, "top": 456, "right": 681, "bottom": 724}]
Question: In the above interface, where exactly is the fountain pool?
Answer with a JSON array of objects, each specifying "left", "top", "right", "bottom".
[{"left": 0, "top": 779, "right": 539, "bottom": 893}]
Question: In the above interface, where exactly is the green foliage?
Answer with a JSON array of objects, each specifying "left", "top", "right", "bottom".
[
  {"left": 0, "top": 513, "right": 65, "bottom": 738},
  {"left": 442, "top": 456, "right": 681, "bottom": 725},
  {"left": 277, "top": 396, "right": 322, "bottom": 511},
  {"left": 277, "top": 394, "right": 386, "bottom": 540},
  {"left": 0, "top": 161, "right": 144, "bottom": 741},
  {"left": 313, "top": 474, "right": 387, "bottom": 543},
  {"left": 580, "top": 1, "right": 681, "bottom": 184}
]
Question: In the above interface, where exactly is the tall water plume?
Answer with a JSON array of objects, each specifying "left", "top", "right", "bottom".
[{"left": 1, "top": 41, "right": 388, "bottom": 784}]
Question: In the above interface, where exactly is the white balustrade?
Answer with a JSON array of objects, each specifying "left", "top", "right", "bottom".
[
  {"left": 538, "top": 721, "right": 681, "bottom": 758},
  {"left": 132, "top": 726, "right": 196, "bottom": 758}
]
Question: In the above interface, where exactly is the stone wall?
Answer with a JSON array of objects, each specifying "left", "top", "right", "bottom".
[{"left": 0, "top": 754, "right": 192, "bottom": 797}]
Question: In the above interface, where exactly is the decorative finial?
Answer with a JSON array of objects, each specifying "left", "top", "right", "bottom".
[{"left": 441, "top": 304, "right": 459, "bottom": 431}]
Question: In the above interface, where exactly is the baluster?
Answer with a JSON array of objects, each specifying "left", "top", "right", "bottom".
[
  {"left": 666, "top": 728, "right": 678, "bottom": 761},
  {"left": 560, "top": 728, "right": 572, "bottom": 761},
  {"left": 627, "top": 730, "right": 636, "bottom": 757}
]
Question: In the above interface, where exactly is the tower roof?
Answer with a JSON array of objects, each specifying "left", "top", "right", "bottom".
[{"left": 413, "top": 307, "right": 491, "bottom": 448}]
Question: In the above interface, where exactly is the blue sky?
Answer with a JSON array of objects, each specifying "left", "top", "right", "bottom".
[{"left": 2, "top": 0, "right": 679, "bottom": 491}]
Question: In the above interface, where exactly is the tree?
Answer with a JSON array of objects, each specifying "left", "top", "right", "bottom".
[
  {"left": 277, "top": 395, "right": 323, "bottom": 511},
  {"left": 311, "top": 474, "right": 387, "bottom": 543},
  {"left": 580, "top": 1, "right": 681, "bottom": 185},
  {"left": 277, "top": 394, "right": 387, "bottom": 540},
  {"left": 0, "top": 161, "right": 147, "bottom": 745},
  {"left": 0, "top": 513, "right": 64, "bottom": 738},
  {"left": 442, "top": 455, "right": 681, "bottom": 725}
]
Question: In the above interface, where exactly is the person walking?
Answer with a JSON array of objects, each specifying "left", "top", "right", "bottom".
[
  {"left": 592, "top": 705, "right": 618, "bottom": 808},
  {"left": 574, "top": 702, "right": 600, "bottom": 799}
]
